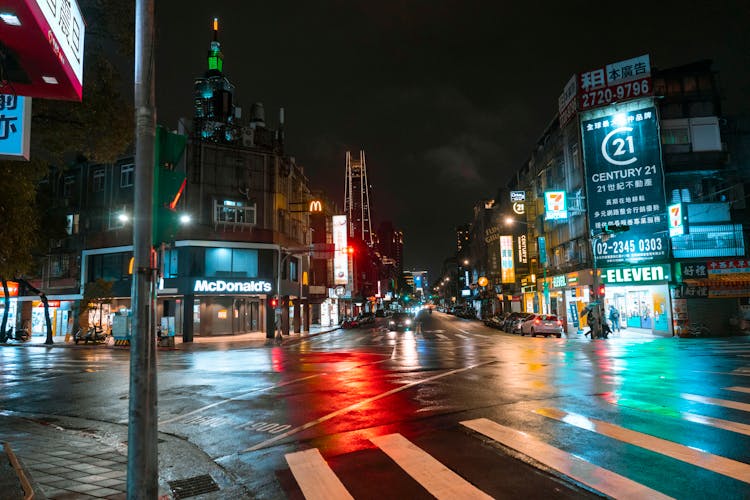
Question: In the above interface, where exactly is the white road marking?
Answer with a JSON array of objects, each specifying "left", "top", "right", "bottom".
[
  {"left": 457, "top": 329, "right": 472, "bottom": 335},
  {"left": 536, "top": 407, "right": 750, "bottom": 484},
  {"left": 243, "top": 360, "right": 496, "bottom": 452},
  {"left": 725, "top": 386, "right": 750, "bottom": 394},
  {"left": 285, "top": 448, "right": 353, "bottom": 500},
  {"left": 461, "top": 418, "right": 672, "bottom": 500},
  {"left": 435, "top": 333, "right": 447, "bottom": 340},
  {"left": 370, "top": 433, "right": 492, "bottom": 500},
  {"left": 156, "top": 374, "right": 321, "bottom": 425},
  {"left": 682, "top": 393, "right": 750, "bottom": 413},
  {"left": 373, "top": 335, "right": 383, "bottom": 342},
  {"left": 454, "top": 334, "right": 469, "bottom": 340},
  {"left": 682, "top": 413, "right": 750, "bottom": 437}
]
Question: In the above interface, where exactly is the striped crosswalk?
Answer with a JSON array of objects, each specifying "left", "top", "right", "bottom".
[{"left": 284, "top": 385, "right": 750, "bottom": 499}]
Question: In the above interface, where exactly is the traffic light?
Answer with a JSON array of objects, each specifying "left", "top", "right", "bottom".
[
  {"left": 346, "top": 246, "right": 355, "bottom": 255},
  {"left": 270, "top": 296, "right": 279, "bottom": 308},
  {"left": 153, "top": 126, "right": 187, "bottom": 245},
  {"left": 597, "top": 284, "right": 606, "bottom": 297}
]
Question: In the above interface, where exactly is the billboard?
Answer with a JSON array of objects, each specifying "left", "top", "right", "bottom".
[
  {"left": 558, "top": 74, "right": 578, "bottom": 126},
  {"left": 500, "top": 235, "right": 515, "bottom": 283},
  {"left": 332, "top": 215, "right": 348, "bottom": 285},
  {"left": 544, "top": 191, "right": 568, "bottom": 220},
  {"left": 581, "top": 104, "right": 668, "bottom": 265},
  {"left": 0, "top": 95, "right": 31, "bottom": 160},
  {"left": 579, "top": 54, "right": 652, "bottom": 111}
]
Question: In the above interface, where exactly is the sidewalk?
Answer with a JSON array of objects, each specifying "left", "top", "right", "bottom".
[
  {"left": 14, "top": 324, "right": 341, "bottom": 349},
  {"left": 0, "top": 411, "right": 243, "bottom": 499}
]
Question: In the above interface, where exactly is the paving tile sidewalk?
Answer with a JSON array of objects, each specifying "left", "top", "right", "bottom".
[{"left": 0, "top": 412, "right": 245, "bottom": 499}]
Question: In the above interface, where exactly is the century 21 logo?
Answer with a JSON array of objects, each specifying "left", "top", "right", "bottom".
[{"left": 601, "top": 126, "right": 637, "bottom": 166}]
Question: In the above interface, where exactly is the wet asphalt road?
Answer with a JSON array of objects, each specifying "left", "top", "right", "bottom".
[{"left": 2, "top": 311, "right": 750, "bottom": 498}]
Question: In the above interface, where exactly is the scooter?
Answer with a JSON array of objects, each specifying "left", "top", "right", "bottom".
[
  {"left": 73, "top": 326, "right": 108, "bottom": 344},
  {"left": 1, "top": 327, "right": 30, "bottom": 343}
]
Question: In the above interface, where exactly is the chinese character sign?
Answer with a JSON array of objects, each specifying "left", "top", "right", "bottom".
[
  {"left": 0, "top": 95, "right": 31, "bottom": 161},
  {"left": 581, "top": 104, "right": 668, "bottom": 265},
  {"left": 500, "top": 235, "right": 515, "bottom": 284},
  {"left": 579, "top": 54, "right": 652, "bottom": 111},
  {"left": 332, "top": 215, "right": 348, "bottom": 285},
  {"left": 35, "top": 0, "right": 86, "bottom": 93}
]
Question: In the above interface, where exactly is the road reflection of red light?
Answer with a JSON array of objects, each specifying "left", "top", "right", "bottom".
[
  {"left": 272, "top": 348, "right": 284, "bottom": 372},
  {"left": 274, "top": 350, "right": 417, "bottom": 456}
]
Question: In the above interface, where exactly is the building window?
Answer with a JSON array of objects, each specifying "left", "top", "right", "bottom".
[
  {"left": 92, "top": 169, "right": 105, "bottom": 192},
  {"left": 120, "top": 164, "right": 134, "bottom": 188},
  {"left": 66, "top": 213, "right": 79, "bottom": 235},
  {"left": 49, "top": 254, "right": 70, "bottom": 278},
  {"left": 214, "top": 199, "right": 257, "bottom": 225},
  {"left": 63, "top": 175, "right": 75, "bottom": 197},
  {"left": 290, "top": 258, "right": 299, "bottom": 282},
  {"left": 662, "top": 127, "right": 690, "bottom": 145},
  {"left": 164, "top": 249, "right": 178, "bottom": 278},
  {"left": 205, "top": 248, "right": 259, "bottom": 277},
  {"left": 88, "top": 252, "right": 133, "bottom": 282}
]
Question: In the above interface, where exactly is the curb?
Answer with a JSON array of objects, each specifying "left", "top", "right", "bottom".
[{"left": 2, "top": 441, "right": 45, "bottom": 500}]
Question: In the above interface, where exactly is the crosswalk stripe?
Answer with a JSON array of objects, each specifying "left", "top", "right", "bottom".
[
  {"left": 285, "top": 448, "right": 353, "bottom": 500},
  {"left": 682, "top": 393, "right": 750, "bottom": 412},
  {"left": 370, "top": 433, "right": 492, "bottom": 500},
  {"left": 373, "top": 335, "right": 383, "bottom": 342},
  {"left": 454, "top": 334, "right": 468, "bottom": 340},
  {"left": 682, "top": 412, "right": 750, "bottom": 437},
  {"left": 460, "top": 418, "right": 671, "bottom": 500},
  {"left": 535, "top": 407, "right": 750, "bottom": 484},
  {"left": 725, "top": 386, "right": 750, "bottom": 394},
  {"left": 435, "top": 333, "right": 447, "bottom": 340}
]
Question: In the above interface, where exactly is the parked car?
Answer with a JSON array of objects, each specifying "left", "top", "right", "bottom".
[
  {"left": 388, "top": 312, "right": 414, "bottom": 331},
  {"left": 520, "top": 314, "right": 564, "bottom": 337},
  {"left": 503, "top": 312, "right": 530, "bottom": 333},
  {"left": 341, "top": 316, "right": 359, "bottom": 329}
]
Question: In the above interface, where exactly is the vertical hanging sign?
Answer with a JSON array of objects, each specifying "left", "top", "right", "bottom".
[
  {"left": 0, "top": 95, "right": 31, "bottom": 161},
  {"left": 332, "top": 215, "right": 348, "bottom": 285}
]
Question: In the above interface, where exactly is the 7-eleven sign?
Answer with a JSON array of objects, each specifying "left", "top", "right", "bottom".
[
  {"left": 668, "top": 203, "right": 686, "bottom": 237},
  {"left": 544, "top": 191, "right": 568, "bottom": 220}
]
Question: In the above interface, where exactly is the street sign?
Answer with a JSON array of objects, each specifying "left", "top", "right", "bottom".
[
  {"left": 510, "top": 191, "right": 526, "bottom": 202},
  {"left": 0, "top": 95, "right": 31, "bottom": 161}
]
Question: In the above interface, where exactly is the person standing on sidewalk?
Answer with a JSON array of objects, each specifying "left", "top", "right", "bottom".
[{"left": 608, "top": 306, "right": 621, "bottom": 333}]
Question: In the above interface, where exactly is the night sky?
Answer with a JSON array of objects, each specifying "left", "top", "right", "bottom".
[{"left": 154, "top": 1, "right": 750, "bottom": 279}]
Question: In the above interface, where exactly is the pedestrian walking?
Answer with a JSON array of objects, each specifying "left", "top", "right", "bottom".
[{"left": 608, "top": 305, "right": 621, "bottom": 333}]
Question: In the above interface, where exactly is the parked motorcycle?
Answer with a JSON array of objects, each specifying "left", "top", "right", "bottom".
[
  {"left": 73, "top": 326, "right": 109, "bottom": 344},
  {"left": 1, "top": 327, "right": 30, "bottom": 343}
]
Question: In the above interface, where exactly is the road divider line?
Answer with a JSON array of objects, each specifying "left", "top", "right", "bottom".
[
  {"left": 285, "top": 448, "right": 353, "bottom": 500},
  {"left": 535, "top": 407, "right": 750, "bottom": 484},
  {"left": 682, "top": 393, "right": 750, "bottom": 413},
  {"left": 243, "top": 360, "right": 496, "bottom": 452},
  {"left": 370, "top": 433, "right": 492, "bottom": 500},
  {"left": 461, "top": 418, "right": 671, "bottom": 499}
]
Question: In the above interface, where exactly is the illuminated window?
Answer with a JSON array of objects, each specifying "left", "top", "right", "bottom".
[{"left": 214, "top": 199, "right": 256, "bottom": 225}]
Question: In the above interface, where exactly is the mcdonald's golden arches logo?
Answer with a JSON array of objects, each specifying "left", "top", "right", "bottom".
[{"left": 309, "top": 200, "right": 323, "bottom": 213}]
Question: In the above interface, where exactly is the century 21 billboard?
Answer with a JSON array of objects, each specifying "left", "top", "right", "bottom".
[{"left": 581, "top": 105, "right": 668, "bottom": 265}]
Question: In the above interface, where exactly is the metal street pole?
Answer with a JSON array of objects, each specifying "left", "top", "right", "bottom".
[{"left": 128, "top": 0, "right": 158, "bottom": 497}]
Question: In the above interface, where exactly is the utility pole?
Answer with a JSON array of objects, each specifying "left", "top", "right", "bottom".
[{"left": 128, "top": 0, "right": 158, "bottom": 498}]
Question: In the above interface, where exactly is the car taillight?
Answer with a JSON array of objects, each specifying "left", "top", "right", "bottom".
[
  {"left": 556, "top": 320, "right": 562, "bottom": 326},
  {"left": 534, "top": 318, "right": 540, "bottom": 324}
]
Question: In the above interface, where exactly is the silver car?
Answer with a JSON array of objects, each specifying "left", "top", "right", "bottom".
[{"left": 520, "top": 314, "right": 564, "bottom": 338}]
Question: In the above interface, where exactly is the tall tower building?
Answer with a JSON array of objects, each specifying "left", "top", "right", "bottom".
[
  {"left": 344, "top": 150, "right": 374, "bottom": 245},
  {"left": 193, "top": 18, "right": 238, "bottom": 142}
]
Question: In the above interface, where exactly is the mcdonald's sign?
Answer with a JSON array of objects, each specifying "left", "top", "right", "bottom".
[{"left": 309, "top": 200, "right": 323, "bottom": 213}]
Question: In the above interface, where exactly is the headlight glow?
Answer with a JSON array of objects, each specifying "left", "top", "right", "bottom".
[{"left": 405, "top": 319, "right": 412, "bottom": 325}]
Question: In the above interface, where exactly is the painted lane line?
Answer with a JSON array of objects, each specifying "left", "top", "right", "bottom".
[
  {"left": 725, "top": 386, "right": 750, "bottom": 394},
  {"left": 370, "top": 433, "right": 492, "bottom": 500},
  {"left": 535, "top": 407, "right": 750, "bottom": 484},
  {"left": 435, "top": 333, "right": 448, "bottom": 340},
  {"left": 458, "top": 329, "right": 472, "bottom": 336},
  {"left": 454, "top": 334, "right": 469, "bottom": 340},
  {"left": 682, "top": 393, "right": 750, "bottom": 413},
  {"left": 243, "top": 360, "right": 496, "bottom": 452},
  {"left": 156, "top": 374, "right": 321, "bottom": 425},
  {"left": 461, "top": 418, "right": 671, "bottom": 500},
  {"left": 285, "top": 448, "right": 353, "bottom": 500}
]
